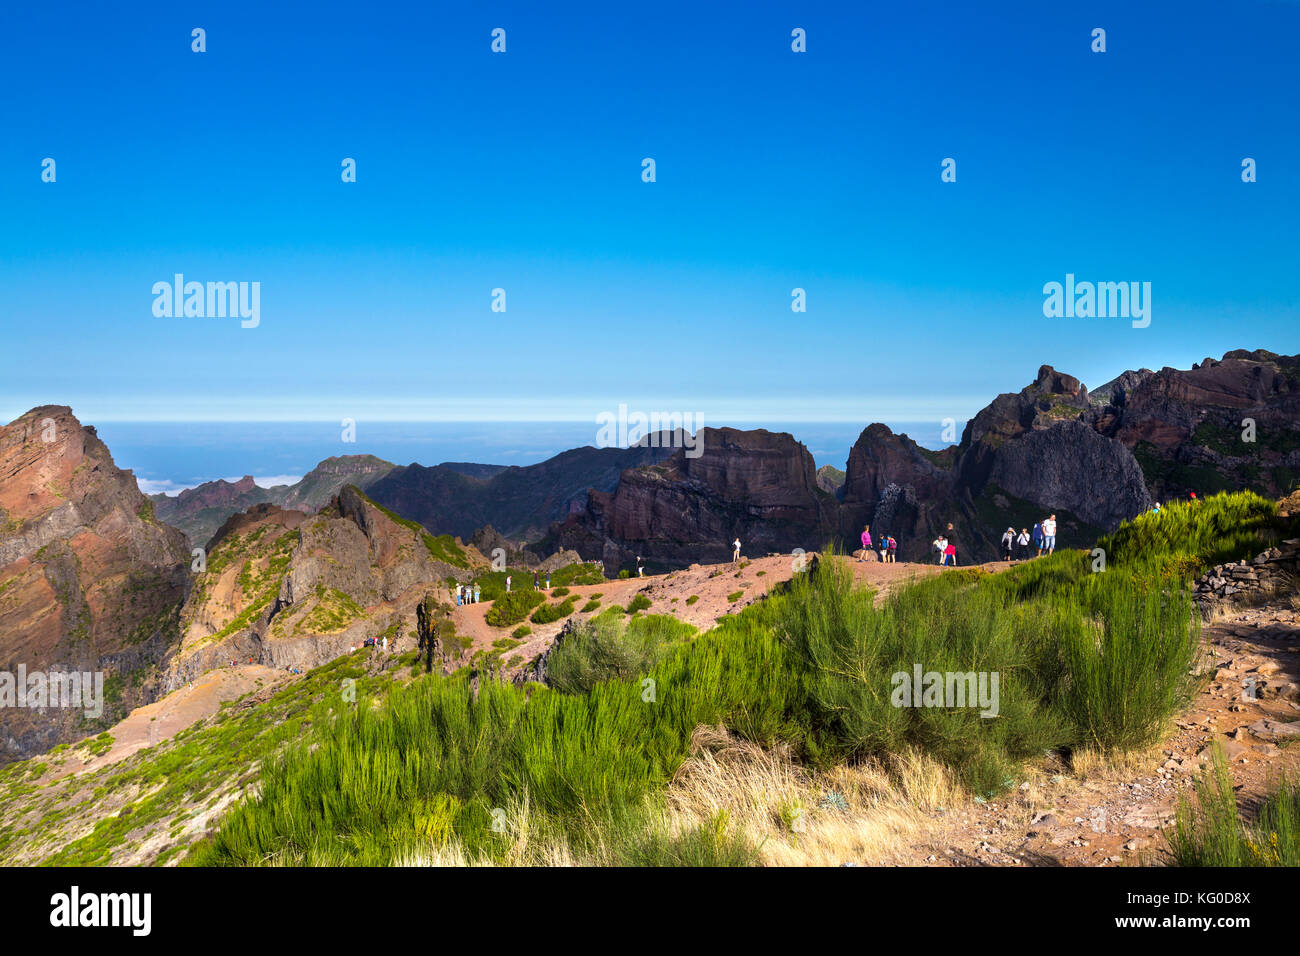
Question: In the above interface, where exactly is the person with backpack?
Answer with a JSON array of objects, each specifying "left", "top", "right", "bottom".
[
  {"left": 887, "top": 535, "right": 897, "bottom": 563},
  {"left": 932, "top": 534, "right": 945, "bottom": 565},
  {"left": 1032, "top": 521, "right": 1043, "bottom": 557},
  {"left": 860, "top": 526, "right": 872, "bottom": 562},
  {"left": 1000, "top": 527, "right": 1015, "bottom": 561},
  {"left": 878, "top": 534, "right": 889, "bottom": 563},
  {"left": 732, "top": 537, "right": 742, "bottom": 563}
]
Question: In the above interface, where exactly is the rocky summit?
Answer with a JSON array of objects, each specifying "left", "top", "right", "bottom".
[{"left": 0, "top": 407, "right": 190, "bottom": 759}]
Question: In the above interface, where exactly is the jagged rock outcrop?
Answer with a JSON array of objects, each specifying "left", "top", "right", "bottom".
[
  {"left": 840, "top": 367, "right": 1151, "bottom": 563},
  {"left": 551, "top": 428, "right": 838, "bottom": 570},
  {"left": 0, "top": 407, "right": 190, "bottom": 761},
  {"left": 1088, "top": 349, "right": 1300, "bottom": 501},
  {"left": 161, "top": 486, "right": 479, "bottom": 688}
]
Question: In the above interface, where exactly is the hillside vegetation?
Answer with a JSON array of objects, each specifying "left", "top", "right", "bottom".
[{"left": 177, "top": 492, "right": 1295, "bottom": 866}]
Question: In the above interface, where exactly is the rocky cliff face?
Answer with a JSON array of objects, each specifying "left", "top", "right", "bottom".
[
  {"left": 151, "top": 455, "right": 394, "bottom": 549},
  {"left": 367, "top": 438, "right": 680, "bottom": 541},
  {"left": 0, "top": 407, "right": 190, "bottom": 761},
  {"left": 1090, "top": 349, "right": 1300, "bottom": 501},
  {"left": 839, "top": 367, "right": 1153, "bottom": 563},
  {"left": 552, "top": 428, "right": 838, "bottom": 569},
  {"left": 162, "top": 485, "right": 480, "bottom": 688}
]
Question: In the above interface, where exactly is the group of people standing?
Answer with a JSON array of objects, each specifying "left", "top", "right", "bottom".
[
  {"left": 454, "top": 583, "right": 482, "bottom": 605},
  {"left": 999, "top": 514, "right": 1058, "bottom": 560},
  {"left": 859, "top": 526, "right": 898, "bottom": 562}
]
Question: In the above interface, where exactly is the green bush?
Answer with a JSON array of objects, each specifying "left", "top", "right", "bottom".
[
  {"left": 530, "top": 598, "right": 576, "bottom": 625},
  {"left": 485, "top": 589, "right": 545, "bottom": 627},
  {"left": 626, "top": 594, "right": 652, "bottom": 614},
  {"left": 547, "top": 613, "right": 697, "bottom": 696},
  {"left": 549, "top": 563, "right": 605, "bottom": 587},
  {"left": 1165, "top": 748, "right": 1300, "bottom": 866},
  {"left": 580, "top": 599, "right": 601, "bottom": 613}
]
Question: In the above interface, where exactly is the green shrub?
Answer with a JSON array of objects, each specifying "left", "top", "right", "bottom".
[
  {"left": 727, "top": 591, "right": 743, "bottom": 603},
  {"left": 530, "top": 598, "right": 576, "bottom": 625},
  {"left": 485, "top": 589, "right": 545, "bottom": 627},
  {"left": 626, "top": 594, "right": 652, "bottom": 614},
  {"left": 511, "top": 626, "right": 532, "bottom": 640},
  {"left": 1165, "top": 748, "right": 1300, "bottom": 866},
  {"left": 549, "top": 563, "right": 605, "bottom": 587},
  {"left": 580, "top": 600, "right": 601, "bottom": 613},
  {"left": 686, "top": 595, "right": 699, "bottom": 606},
  {"left": 546, "top": 614, "right": 695, "bottom": 696}
]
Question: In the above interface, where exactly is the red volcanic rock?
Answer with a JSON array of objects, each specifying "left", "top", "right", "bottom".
[
  {"left": 0, "top": 406, "right": 190, "bottom": 761},
  {"left": 555, "top": 427, "right": 837, "bottom": 569},
  {"left": 1094, "top": 349, "right": 1300, "bottom": 499}
]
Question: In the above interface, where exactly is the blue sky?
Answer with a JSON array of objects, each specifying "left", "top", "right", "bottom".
[{"left": 2, "top": 0, "right": 1297, "bottom": 426}]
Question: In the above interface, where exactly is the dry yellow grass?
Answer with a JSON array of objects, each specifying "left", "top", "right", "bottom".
[
  {"left": 395, "top": 723, "right": 967, "bottom": 867},
  {"left": 662, "top": 724, "right": 960, "bottom": 866}
]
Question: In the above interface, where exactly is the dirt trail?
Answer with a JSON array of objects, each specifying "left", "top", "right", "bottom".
[
  {"left": 450, "top": 553, "right": 1013, "bottom": 674},
  {"left": 49, "top": 664, "right": 291, "bottom": 780},
  {"left": 896, "top": 602, "right": 1300, "bottom": 866}
]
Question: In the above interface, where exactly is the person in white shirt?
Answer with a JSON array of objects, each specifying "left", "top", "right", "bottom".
[
  {"left": 932, "top": 536, "right": 945, "bottom": 565},
  {"left": 1042, "top": 515, "right": 1058, "bottom": 554},
  {"left": 1000, "top": 527, "right": 1015, "bottom": 561},
  {"left": 1016, "top": 528, "right": 1030, "bottom": 560},
  {"left": 732, "top": 538, "right": 741, "bottom": 563}
]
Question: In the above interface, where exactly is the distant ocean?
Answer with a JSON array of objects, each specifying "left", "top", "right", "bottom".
[{"left": 93, "top": 421, "right": 959, "bottom": 496}]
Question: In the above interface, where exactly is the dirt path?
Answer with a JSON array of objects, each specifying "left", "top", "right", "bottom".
[
  {"left": 451, "top": 554, "right": 1015, "bottom": 674},
  {"left": 894, "top": 602, "right": 1300, "bottom": 866},
  {"left": 48, "top": 664, "right": 292, "bottom": 780}
]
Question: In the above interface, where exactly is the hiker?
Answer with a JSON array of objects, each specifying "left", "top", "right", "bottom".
[
  {"left": 1152, "top": 502, "right": 1162, "bottom": 514},
  {"left": 932, "top": 535, "right": 945, "bottom": 565},
  {"left": 474, "top": 584, "right": 481, "bottom": 603},
  {"left": 546, "top": 573, "right": 552, "bottom": 588},
  {"left": 1042, "top": 514, "right": 1057, "bottom": 555},
  {"left": 1000, "top": 527, "right": 1015, "bottom": 561},
  {"left": 943, "top": 539, "right": 957, "bottom": 566},
  {"left": 877, "top": 533, "right": 888, "bottom": 563},
  {"left": 505, "top": 574, "right": 512, "bottom": 593},
  {"left": 1032, "top": 521, "right": 1043, "bottom": 557},
  {"left": 455, "top": 585, "right": 463, "bottom": 606},
  {"left": 860, "top": 526, "right": 871, "bottom": 562},
  {"left": 636, "top": 556, "right": 643, "bottom": 577},
  {"left": 533, "top": 571, "right": 540, "bottom": 589},
  {"left": 733, "top": 537, "right": 742, "bottom": 563},
  {"left": 1016, "top": 527, "right": 1030, "bottom": 560},
  {"left": 887, "top": 535, "right": 897, "bottom": 563}
]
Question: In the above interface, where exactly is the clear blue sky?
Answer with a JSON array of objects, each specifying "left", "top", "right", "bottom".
[{"left": 2, "top": 0, "right": 1297, "bottom": 426}]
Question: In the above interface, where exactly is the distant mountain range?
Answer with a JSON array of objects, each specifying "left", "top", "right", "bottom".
[{"left": 150, "top": 455, "right": 395, "bottom": 548}]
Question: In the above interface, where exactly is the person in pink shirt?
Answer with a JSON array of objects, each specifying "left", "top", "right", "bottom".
[{"left": 860, "top": 526, "right": 872, "bottom": 562}]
